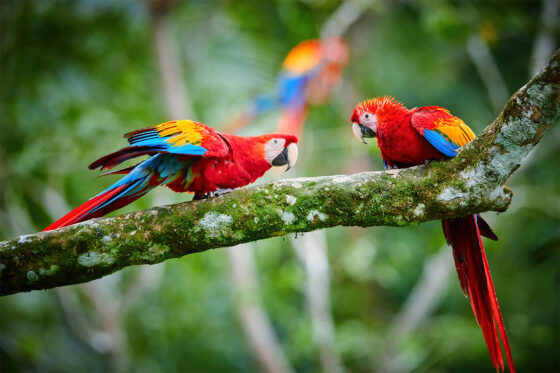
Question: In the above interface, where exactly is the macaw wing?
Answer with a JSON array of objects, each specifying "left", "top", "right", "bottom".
[
  {"left": 90, "top": 120, "right": 229, "bottom": 171},
  {"left": 282, "top": 39, "right": 322, "bottom": 75},
  {"left": 277, "top": 72, "right": 313, "bottom": 109},
  {"left": 125, "top": 120, "right": 228, "bottom": 156},
  {"left": 243, "top": 39, "right": 322, "bottom": 121},
  {"left": 278, "top": 39, "right": 323, "bottom": 108},
  {"left": 410, "top": 106, "right": 476, "bottom": 157}
]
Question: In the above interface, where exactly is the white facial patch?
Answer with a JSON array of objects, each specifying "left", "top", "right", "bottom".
[
  {"left": 265, "top": 138, "right": 286, "bottom": 164},
  {"left": 359, "top": 112, "right": 378, "bottom": 133}
]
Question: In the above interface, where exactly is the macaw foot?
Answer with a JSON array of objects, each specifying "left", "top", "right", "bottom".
[
  {"left": 384, "top": 165, "right": 400, "bottom": 178},
  {"left": 385, "top": 169, "right": 400, "bottom": 178},
  {"left": 192, "top": 193, "right": 208, "bottom": 201},
  {"left": 209, "top": 188, "right": 234, "bottom": 198},
  {"left": 193, "top": 188, "right": 234, "bottom": 200}
]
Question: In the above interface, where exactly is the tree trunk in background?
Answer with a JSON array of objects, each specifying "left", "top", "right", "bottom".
[
  {"left": 292, "top": 231, "right": 345, "bottom": 373},
  {"left": 227, "top": 244, "right": 294, "bottom": 373}
]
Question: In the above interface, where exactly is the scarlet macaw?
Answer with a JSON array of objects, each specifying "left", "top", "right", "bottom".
[
  {"left": 44, "top": 120, "right": 298, "bottom": 231},
  {"left": 350, "top": 96, "right": 515, "bottom": 372},
  {"left": 227, "top": 36, "right": 349, "bottom": 138}
]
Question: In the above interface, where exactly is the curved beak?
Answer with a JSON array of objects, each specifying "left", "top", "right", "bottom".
[
  {"left": 352, "top": 122, "right": 376, "bottom": 144},
  {"left": 271, "top": 143, "right": 299, "bottom": 171}
]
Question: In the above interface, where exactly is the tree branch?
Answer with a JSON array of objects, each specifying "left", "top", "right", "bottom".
[{"left": 1, "top": 49, "right": 558, "bottom": 296}]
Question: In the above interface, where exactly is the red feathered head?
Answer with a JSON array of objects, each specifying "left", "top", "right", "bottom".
[{"left": 350, "top": 96, "right": 405, "bottom": 143}]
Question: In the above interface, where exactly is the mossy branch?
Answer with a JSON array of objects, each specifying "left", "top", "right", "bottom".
[{"left": 1, "top": 50, "right": 559, "bottom": 296}]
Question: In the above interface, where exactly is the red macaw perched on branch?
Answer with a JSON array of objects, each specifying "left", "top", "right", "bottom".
[
  {"left": 44, "top": 120, "right": 298, "bottom": 231},
  {"left": 350, "top": 96, "right": 515, "bottom": 372},
  {"left": 226, "top": 36, "right": 349, "bottom": 138}
]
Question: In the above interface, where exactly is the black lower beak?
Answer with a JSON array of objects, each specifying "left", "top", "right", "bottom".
[
  {"left": 360, "top": 124, "right": 376, "bottom": 138},
  {"left": 272, "top": 147, "right": 289, "bottom": 167}
]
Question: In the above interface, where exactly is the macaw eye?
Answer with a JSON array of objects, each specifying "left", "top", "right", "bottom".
[
  {"left": 365, "top": 114, "right": 370, "bottom": 119},
  {"left": 273, "top": 139, "right": 279, "bottom": 144}
]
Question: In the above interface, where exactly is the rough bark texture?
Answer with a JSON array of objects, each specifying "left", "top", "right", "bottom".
[{"left": 1, "top": 50, "right": 558, "bottom": 296}]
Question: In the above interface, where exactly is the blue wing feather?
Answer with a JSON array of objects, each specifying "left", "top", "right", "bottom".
[
  {"left": 94, "top": 154, "right": 185, "bottom": 199},
  {"left": 127, "top": 129, "right": 208, "bottom": 155},
  {"left": 423, "top": 129, "right": 460, "bottom": 157},
  {"left": 278, "top": 73, "right": 308, "bottom": 106}
]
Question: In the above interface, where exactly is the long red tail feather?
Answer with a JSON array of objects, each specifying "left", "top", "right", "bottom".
[
  {"left": 43, "top": 184, "right": 139, "bottom": 231},
  {"left": 442, "top": 215, "right": 515, "bottom": 372}
]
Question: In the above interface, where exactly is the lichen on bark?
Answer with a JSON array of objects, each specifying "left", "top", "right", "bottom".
[{"left": 1, "top": 49, "right": 558, "bottom": 297}]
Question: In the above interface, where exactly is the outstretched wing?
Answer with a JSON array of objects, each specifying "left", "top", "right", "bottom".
[
  {"left": 410, "top": 106, "right": 476, "bottom": 157},
  {"left": 89, "top": 120, "right": 229, "bottom": 171}
]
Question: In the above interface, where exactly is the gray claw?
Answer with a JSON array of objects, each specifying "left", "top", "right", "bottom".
[{"left": 211, "top": 188, "right": 234, "bottom": 198}]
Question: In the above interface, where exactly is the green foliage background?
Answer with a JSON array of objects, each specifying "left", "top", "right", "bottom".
[{"left": 0, "top": 1, "right": 558, "bottom": 372}]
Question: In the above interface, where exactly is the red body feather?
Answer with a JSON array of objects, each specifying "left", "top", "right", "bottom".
[
  {"left": 352, "top": 97, "right": 515, "bottom": 372},
  {"left": 375, "top": 109, "right": 443, "bottom": 166},
  {"left": 174, "top": 134, "right": 284, "bottom": 194}
]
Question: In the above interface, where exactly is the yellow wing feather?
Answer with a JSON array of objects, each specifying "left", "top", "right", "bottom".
[
  {"left": 433, "top": 116, "right": 476, "bottom": 147},
  {"left": 157, "top": 120, "right": 204, "bottom": 147},
  {"left": 282, "top": 40, "right": 322, "bottom": 74}
]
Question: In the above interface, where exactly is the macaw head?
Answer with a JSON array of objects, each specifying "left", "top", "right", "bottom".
[
  {"left": 321, "top": 36, "right": 349, "bottom": 68},
  {"left": 350, "top": 96, "right": 404, "bottom": 144},
  {"left": 261, "top": 134, "right": 299, "bottom": 171}
]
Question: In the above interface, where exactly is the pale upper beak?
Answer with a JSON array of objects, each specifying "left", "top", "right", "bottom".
[
  {"left": 286, "top": 142, "right": 298, "bottom": 171},
  {"left": 352, "top": 122, "right": 376, "bottom": 144},
  {"left": 271, "top": 143, "right": 299, "bottom": 171},
  {"left": 352, "top": 122, "right": 365, "bottom": 143}
]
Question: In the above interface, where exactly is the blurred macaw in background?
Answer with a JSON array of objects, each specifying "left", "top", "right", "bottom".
[
  {"left": 350, "top": 96, "right": 515, "bottom": 373},
  {"left": 226, "top": 36, "right": 349, "bottom": 139},
  {"left": 44, "top": 120, "right": 298, "bottom": 231}
]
